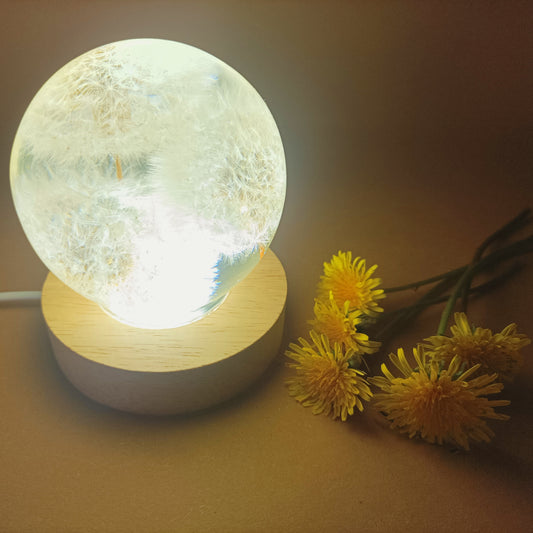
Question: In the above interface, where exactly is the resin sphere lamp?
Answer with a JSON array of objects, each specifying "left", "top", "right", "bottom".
[{"left": 10, "top": 39, "right": 287, "bottom": 414}]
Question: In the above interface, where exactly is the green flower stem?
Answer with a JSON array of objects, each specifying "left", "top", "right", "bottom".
[
  {"left": 374, "top": 232, "right": 532, "bottom": 346},
  {"left": 380, "top": 264, "right": 524, "bottom": 319},
  {"left": 437, "top": 232, "right": 533, "bottom": 335},
  {"left": 383, "top": 208, "right": 531, "bottom": 296},
  {"left": 382, "top": 265, "right": 467, "bottom": 293},
  {"left": 473, "top": 208, "right": 531, "bottom": 262},
  {"left": 437, "top": 266, "right": 475, "bottom": 335},
  {"left": 375, "top": 270, "right": 461, "bottom": 346},
  {"left": 460, "top": 208, "right": 531, "bottom": 312},
  {"left": 470, "top": 261, "right": 525, "bottom": 294},
  {"left": 459, "top": 272, "right": 475, "bottom": 314},
  {"left": 380, "top": 295, "right": 450, "bottom": 316}
]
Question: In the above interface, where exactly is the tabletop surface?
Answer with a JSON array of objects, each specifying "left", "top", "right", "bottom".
[{"left": 1, "top": 2, "right": 532, "bottom": 532}]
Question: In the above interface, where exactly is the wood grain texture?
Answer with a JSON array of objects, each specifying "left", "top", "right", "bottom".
[{"left": 41, "top": 249, "right": 287, "bottom": 414}]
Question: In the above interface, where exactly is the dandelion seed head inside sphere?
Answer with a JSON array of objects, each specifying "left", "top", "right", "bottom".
[{"left": 10, "top": 39, "right": 286, "bottom": 328}]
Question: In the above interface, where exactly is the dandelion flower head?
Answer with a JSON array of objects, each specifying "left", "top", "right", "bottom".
[
  {"left": 286, "top": 331, "right": 373, "bottom": 421},
  {"left": 424, "top": 312, "right": 531, "bottom": 381},
  {"left": 317, "top": 251, "right": 385, "bottom": 317},
  {"left": 370, "top": 346, "right": 510, "bottom": 450},
  {"left": 309, "top": 291, "right": 381, "bottom": 354}
]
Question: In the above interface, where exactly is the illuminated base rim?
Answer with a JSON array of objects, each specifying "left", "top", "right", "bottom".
[
  {"left": 99, "top": 292, "right": 229, "bottom": 329},
  {"left": 41, "top": 249, "right": 287, "bottom": 415}
]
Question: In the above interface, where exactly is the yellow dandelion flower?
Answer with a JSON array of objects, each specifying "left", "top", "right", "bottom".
[
  {"left": 317, "top": 251, "right": 385, "bottom": 317},
  {"left": 308, "top": 292, "right": 381, "bottom": 354},
  {"left": 424, "top": 312, "right": 531, "bottom": 381},
  {"left": 370, "top": 346, "right": 510, "bottom": 450},
  {"left": 286, "top": 330, "right": 373, "bottom": 421}
]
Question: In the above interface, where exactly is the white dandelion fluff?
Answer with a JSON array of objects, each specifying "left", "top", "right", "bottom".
[{"left": 10, "top": 39, "right": 286, "bottom": 328}]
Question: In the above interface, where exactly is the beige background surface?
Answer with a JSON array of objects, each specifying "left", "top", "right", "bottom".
[{"left": 1, "top": 1, "right": 532, "bottom": 532}]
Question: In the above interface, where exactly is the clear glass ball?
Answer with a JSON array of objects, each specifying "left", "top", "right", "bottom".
[{"left": 10, "top": 39, "right": 286, "bottom": 328}]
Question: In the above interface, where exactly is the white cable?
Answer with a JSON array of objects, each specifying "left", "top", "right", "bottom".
[{"left": 0, "top": 291, "right": 42, "bottom": 305}]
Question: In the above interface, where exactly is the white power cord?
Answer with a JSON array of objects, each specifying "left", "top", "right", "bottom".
[{"left": 0, "top": 291, "right": 42, "bottom": 305}]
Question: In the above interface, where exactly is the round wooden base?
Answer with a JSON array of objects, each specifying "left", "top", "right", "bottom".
[{"left": 41, "top": 250, "right": 287, "bottom": 415}]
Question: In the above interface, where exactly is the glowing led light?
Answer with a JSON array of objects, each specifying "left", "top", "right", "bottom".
[{"left": 10, "top": 39, "right": 286, "bottom": 328}]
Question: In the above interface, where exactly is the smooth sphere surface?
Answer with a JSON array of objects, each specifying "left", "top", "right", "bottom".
[{"left": 10, "top": 39, "right": 286, "bottom": 328}]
